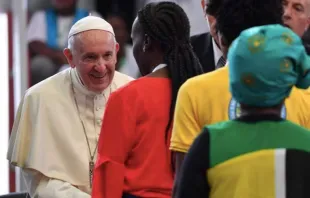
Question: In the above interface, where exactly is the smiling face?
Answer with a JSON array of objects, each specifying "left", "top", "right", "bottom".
[{"left": 64, "top": 30, "right": 119, "bottom": 93}]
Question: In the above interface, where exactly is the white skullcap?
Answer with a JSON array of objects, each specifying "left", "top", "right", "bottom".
[{"left": 68, "top": 16, "right": 115, "bottom": 38}]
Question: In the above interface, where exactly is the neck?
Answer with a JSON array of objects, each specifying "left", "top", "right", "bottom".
[
  {"left": 149, "top": 56, "right": 164, "bottom": 71},
  {"left": 71, "top": 68, "right": 104, "bottom": 96},
  {"left": 147, "top": 63, "right": 169, "bottom": 78},
  {"left": 240, "top": 107, "right": 282, "bottom": 117}
]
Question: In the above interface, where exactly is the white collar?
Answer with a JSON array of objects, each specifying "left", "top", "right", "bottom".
[
  {"left": 152, "top": 64, "right": 167, "bottom": 73},
  {"left": 212, "top": 38, "right": 223, "bottom": 66}
]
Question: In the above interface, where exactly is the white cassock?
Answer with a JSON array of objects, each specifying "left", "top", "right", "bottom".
[{"left": 7, "top": 68, "right": 133, "bottom": 197}]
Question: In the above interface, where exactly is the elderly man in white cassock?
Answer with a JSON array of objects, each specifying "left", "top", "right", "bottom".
[{"left": 7, "top": 16, "right": 133, "bottom": 197}]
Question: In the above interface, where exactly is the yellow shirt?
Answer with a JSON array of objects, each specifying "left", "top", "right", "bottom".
[{"left": 170, "top": 66, "right": 310, "bottom": 153}]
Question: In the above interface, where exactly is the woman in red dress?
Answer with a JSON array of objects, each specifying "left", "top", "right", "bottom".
[{"left": 92, "top": 2, "right": 203, "bottom": 198}]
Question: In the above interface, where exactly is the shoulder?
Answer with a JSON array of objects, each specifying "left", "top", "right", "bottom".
[
  {"left": 190, "top": 32, "right": 212, "bottom": 46},
  {"left": 281, "top": 120, "right": 310, "bottom": 133},
  {"left": 25, "top": 69, "right": 70, "bottom": 99},
  {"left": 181, "top": 67, "right": 228, "bottom": 94},
  {"left": 203, "top": 121, "right": 241, "bottom": 146},
  {"left": 111, "top": 77, "right": 154, "bottom": 94},
  {"left": 280, "top": 121, "right": 310, "bottom": 150},
  {"left": 190, "top": 32, "right": 212, "bottom": 45},
  {"left": 109, "top": 77, "right": 139, "bottom": 98},
  {"left": 287, "top": 87, "right": 310, "bottom": 116},
  {"left": 205, "top": 120, "right": 235, "bottom": 132},
  {"left": 289, "top": 86, "right": 310, "bottom": 96},
  {"left": 107, "top": 78, "right": 149, "bottom": 109},
  {"left": 203, "top": 121, "right": 239, "bottom": 140},
  {"left": 290, "top": 87, "right": 310, "bottom": 100},
  {"left": 110, "top": 77, "right": 169, "bottom": 100}
]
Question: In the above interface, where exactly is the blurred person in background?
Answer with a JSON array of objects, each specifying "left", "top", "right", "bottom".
[
  {"left": 96, "top": 0, "right": 209, "bottom": 41},
  {"left": 190, "top": 0, "right": 225, "bottom": 73},
  {"left": 135, "top": 0, "right": 208, "bottom": 36}
]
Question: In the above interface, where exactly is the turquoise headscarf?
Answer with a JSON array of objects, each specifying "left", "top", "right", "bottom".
[{"left": 228, "top": 24, "right": 310, "bottom": 107}]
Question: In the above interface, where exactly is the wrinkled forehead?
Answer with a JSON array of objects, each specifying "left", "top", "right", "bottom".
[
  {"left": 77, "top": 30, "right": 114, "bottom": 43},
  {"left": 284, "top": 0, "right": 310, "bottom": 7},
  {"left": 78, "top": 30, "right": 114, "bottom": 46},
  {"left": 285, "top": 0, "right": 310, "bottom": 14},
  {"left": 72, "top": 30, "right": 116, "bottom": 53}
]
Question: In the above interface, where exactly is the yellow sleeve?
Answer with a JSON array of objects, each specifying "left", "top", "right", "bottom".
[
  {"left": 300, "top": 89, "right": 310, "bottom": 129},
  {"left": 170, "top": 81, "right": 202, "bottom": 153}
]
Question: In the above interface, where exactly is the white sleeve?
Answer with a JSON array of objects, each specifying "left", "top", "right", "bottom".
[
  {"left": 27, "top": 11, "right": 47, "bottom": 43},
  {"left": 22, "top": 169, "right": 91, "bottom": 198}
]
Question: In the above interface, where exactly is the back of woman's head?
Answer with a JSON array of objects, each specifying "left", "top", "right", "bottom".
[
  {"left": 138, "top": 2, "right": 203, "bottom": 136},
  {"left": 228, "top": 25, "right": 310, "bottom": 108},
  {"left": 138, "top": 2, "right": 190, "bottom": 49}
]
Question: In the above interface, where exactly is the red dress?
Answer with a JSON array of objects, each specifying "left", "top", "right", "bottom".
[{"left": 92, "top": 77, "right": 174, "bottom": 198}]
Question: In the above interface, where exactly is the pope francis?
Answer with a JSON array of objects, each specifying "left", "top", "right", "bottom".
[{"left": 7, "top": 16, "right": 134, "bottom": 197}]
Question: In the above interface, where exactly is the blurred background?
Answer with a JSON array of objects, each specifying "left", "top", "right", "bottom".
[
  {"left": 0, "top": 0, "right": 209, "bottom": 195},
  {"left": 1, "top": 0, "right": 310, "bottom": 195}
]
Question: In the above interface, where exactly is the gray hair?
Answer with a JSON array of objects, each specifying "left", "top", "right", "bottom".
[{"left": 67, "top": 31, "right": 117, "bottom": 52}]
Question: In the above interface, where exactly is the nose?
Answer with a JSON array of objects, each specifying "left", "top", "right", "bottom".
[
  {"left": 283, "top": 6, "right": 292, "bottom": 21},
  {"left": 94, "top": 57, "right": 107, "bottom": 72}
]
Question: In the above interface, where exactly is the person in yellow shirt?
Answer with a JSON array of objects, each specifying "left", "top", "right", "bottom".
[
  {"left": 170, "top": 0, "right": 310, "bottom": 185},
  {"left": 175, "top": 24, "right": 310, "bottom": 198}
]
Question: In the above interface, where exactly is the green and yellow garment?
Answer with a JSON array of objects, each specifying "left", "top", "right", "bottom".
[{"left": 175, "top": 114, "right": 310, "bottom": 198}]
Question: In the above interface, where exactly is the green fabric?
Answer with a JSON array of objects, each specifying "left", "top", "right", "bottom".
[
  {"left": 206, "top": 120, "right": 310, "bottom": 168},
  {"left": 228, "top": 24, "right": 310, "bottom": 107}
]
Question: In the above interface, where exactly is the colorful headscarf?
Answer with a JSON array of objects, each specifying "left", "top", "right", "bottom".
[{"left": 228, "top": 24, "right": 310, "bottom": 107}]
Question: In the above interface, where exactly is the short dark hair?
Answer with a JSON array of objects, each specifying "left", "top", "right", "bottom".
[
  {"left": 205, "top": 0, "right": 223, "bottom": 16},
  {"left": 216, "top": 0, "right": 283, "bottom": 46}
]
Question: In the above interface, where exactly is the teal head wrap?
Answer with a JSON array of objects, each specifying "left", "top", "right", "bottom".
[{"left": 228, "top": 24, "right": 310, "bottom": 107}]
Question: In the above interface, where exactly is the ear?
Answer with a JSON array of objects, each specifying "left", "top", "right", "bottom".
[
  {"left": 207, "top": 15, "right": 217, "bottom": 37},
  {"left": 306, "top": 16, "right": 310, "bottom": 30},
  {"left": 115, "top": 42, "right": 120, "bottom": 53},
  {"left": 143, "top": 34, "right": 152, "bottom": 52},
  {"left": 114, "top": 42, "right": 120, "bottom": 64},
  {"left": 217, "top": 32, "right": 228, "bottom": 58},
  {"left": 207, "top": 15, "right": 222, "bottom": 46},
  {"left": 63, "top": 48, "right": 75, "bottom": 68}
]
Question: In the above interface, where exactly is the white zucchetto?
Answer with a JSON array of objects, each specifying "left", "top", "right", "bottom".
[{"left": 68, "top": 16, "right": 115, "bottom": 38}]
